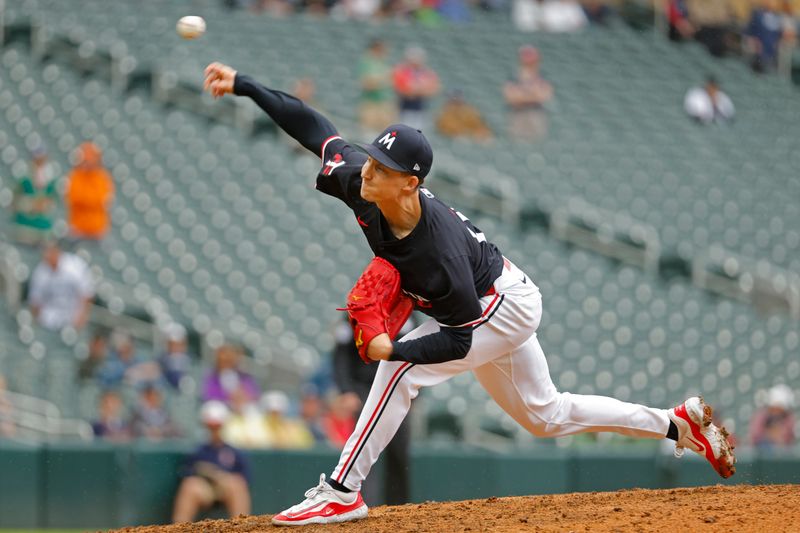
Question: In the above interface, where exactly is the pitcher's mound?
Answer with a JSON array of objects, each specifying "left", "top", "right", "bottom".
[{"left": 113, "top": 484, "right": 798, "bottom": 532}]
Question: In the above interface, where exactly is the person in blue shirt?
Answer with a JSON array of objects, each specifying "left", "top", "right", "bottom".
[
  {"left": 746, "top": 0, "right": 797, "bottom": 73},
  {"left": 172, "top": 401, "right": 251, "bottom": 523}
]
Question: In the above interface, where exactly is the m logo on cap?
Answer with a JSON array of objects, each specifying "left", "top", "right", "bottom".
[{"left": 377, "top": 131, "right": 397, "bottom": 150}]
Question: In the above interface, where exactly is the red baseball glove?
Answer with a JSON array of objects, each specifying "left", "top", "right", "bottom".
[{"left": 338, "top": 257, "right": 414, "bottom": 363}]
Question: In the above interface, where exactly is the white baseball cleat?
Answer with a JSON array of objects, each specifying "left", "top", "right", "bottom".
[
  {"left": 271, "top": 474, "right": 368, "bottom": 526},
  {"left": 667, "top": 396, "right": 736, "bottom": 479}
]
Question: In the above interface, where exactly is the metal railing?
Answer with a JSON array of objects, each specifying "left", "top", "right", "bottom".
[{"left": 0, "top": 389, "right": 94, "bottom": 442}]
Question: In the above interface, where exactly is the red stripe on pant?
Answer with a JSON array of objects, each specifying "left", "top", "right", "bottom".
[{"left": 336, "top": 361, "right": 412, "bottom": 484}]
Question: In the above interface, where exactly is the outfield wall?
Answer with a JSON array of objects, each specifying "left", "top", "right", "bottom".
[{"left": 0, "top": 441, "right": 797, "bottom": 529}]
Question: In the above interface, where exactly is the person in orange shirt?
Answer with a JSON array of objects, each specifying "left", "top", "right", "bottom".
[{"left": 65, "top": 142, "right": 114, "bottom": 240}]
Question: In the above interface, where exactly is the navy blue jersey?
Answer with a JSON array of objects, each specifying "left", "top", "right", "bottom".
[
  {"left": 182, "top": 442, "right": 251, "bottom": 484},
  {"left": 317, "top": 136, "right": 504, "bottom": 330},
  {"left": 231, "top": 74, "right": 506, "bottom": 364}
]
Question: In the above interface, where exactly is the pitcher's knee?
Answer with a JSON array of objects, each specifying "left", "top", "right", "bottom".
[{"left": 524, "top": 393, "right": 566, "bottom": 437}]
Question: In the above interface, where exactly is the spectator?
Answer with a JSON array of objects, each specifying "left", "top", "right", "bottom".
[
  {"left": 11, "top": 143, "right": 56, "bottom": 246},
  {"left": 513, "top": 0, "right": 588, "bottom": 32},
  {"left": 435, "top": 90, "right": 493, "bottom": 142},
  {"left": 684, "top": 76, "right": 735, "bottom": 125},
  {"left": 0, "top": 373, "right": 16, "bottom": 438},
  {"left": 172, "top": 401, "right": 251, "bottom": 523},
  {"left": 261, "top": 391, "right": 315, "bottom": 449},
  {"left": 78, "top": 329, "right": 110, "bottom": 381},
  {"left": 749, "top": 384, "right": 796, "bottom": 451},
  {"left": 91, "top": 390, "right": 131, "bottom": 442},
  {"left": 97, "top": 329, "right": 155, "bottom": 388},
  {"left": 202, "top": 344, "right": 260, "bottom": 408},
  {"left": 65, "top": 142, "right": 114, "bottom": 241},
  {"left": 131, "top": 383, "right": 181, "bottom": 440},
  {"left": 28, "top": 240, "right": 94, "bottom": 331},
  {"left": 158, "top": 323, "right": 194, "bottom": 390},
  {"left": 503, "top": 45, "right": 553, "bottom": 142},
  {"left": 686, "top": 0, "right": 736, "bottom": 57},
  {"left": 666, "top": 0, "right": 695, "bottom": 41},
  {"left": 299, "top": 384, "right": 328, "bottom": 444},
  {"left": 746, "top": 0, "right": 797, "bottom": 73},
  {"left": 581, "top": 0, "right": 613, "bottom": 25},
  {"left": 322, "top": 390, "right": 358, "bottom": 449},
  {"left": 332, "top": 315, "right": 416, "bottom": 505},
  {"left": 392, "top": 46, "right": 441, "bottom": 131},
  {"left": 222, "top": 387, "right": 271, "bottom": 449},
  {"left": 358, "top": 39, "right": 397, "bottom": 136}
]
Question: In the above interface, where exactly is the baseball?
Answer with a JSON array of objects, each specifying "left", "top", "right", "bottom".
[{"left": 176, "top": 16, "right": 206, "bottom": 40}]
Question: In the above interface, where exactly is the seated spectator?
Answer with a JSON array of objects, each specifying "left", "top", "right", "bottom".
[
  {"left": 261, "top": 391, "right": 315, "bottom": 449},
  {"left": 0, "top": 373, "right": 16, "bottom": 438},
  {"left": 393, "top": 46, "right": 441, "bottom": 131},
  {"left": 92, "top": 390, "right": 131, "bottom": 442},
  {"left": 686, "top": 0, "right": 737, "bottom": 57},
  {"left": 581, "top": 0, "right": 613, "bottom": 25},
  {"left": 667, "top": 0, "right": 696, "bottom": 41},
  {"left": 504, "top": 45, "right": 554, "bottom": 142},
  {"left": 358, "top": 39, "right": 397, "bottom": 136},
  {"left": 65, "top": 142, "right": 114, "bottom": 241},
  {"left": 202, "top": 344, "right": 260, "bottom": 408},
  {"left": 131, "top": 383, "right": 180, "bottom": 440},
  {"left": 78, "top": 329, "right": 109, "bottom": 381},
  {"left": 222, "top": 387, "right": 271, "bottom": 449},
  {"left": 299, "top": 384, "right": 328, "bottom": 444},
  {"left": 435, "top": 90, "right": 493, "bottom": 142},
  {"left": 97, "top": 329, "right": 156, "bottom": 388},
  {"left": 172, "top": 401, "right": 251, "bottom": 523},
  {"left": 749, "top": 384, "right": 796, "bottom": 451},
  {"left": 746, "top": 0, "right": 797, "bottom": 73},
  {"left": 11, "top": 143, "right": 56, "bottom": 246},
  {"left": 28, "top": 240, "right": 94, "bottom": 331},
  {"left": 684, "top": 76, "right": 735, "bottom": 125},
  {"left": 513, "top": 0, "right": 588, "bottom": 32},
  {"left": 158, "top": 323, "right": 194, "bottom": 391},
  {"left": 322, "top": 392, "right": 359, "bottom": 449}
]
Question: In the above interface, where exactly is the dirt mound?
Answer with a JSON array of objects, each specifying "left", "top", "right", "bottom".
[{"left": 112, "top": 484, "right": 797, "bottom": 532}]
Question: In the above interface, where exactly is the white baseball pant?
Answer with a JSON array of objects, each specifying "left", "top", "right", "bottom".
[{"left": 331, "top": 260, "right": 671, "bottom": 491}]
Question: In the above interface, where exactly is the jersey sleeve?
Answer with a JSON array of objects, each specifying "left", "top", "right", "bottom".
[
  {"left": 390, "top": 255, "right": 483, "bottom": 365},
  {"left": 315, "top": 137, "right": 368, "bottom": 208}
]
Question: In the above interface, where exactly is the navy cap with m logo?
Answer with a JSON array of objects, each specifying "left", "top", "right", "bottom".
[{"left": 357, "top": 124, "right": 433, "bottom": 179}]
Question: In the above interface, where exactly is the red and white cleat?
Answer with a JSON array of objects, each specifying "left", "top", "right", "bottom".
[
  {"left": 272, "top": 474, "right": 368, "bottom": 526},
  {"left": 668, "top": 396, "right": 736, "bottom": 478}
]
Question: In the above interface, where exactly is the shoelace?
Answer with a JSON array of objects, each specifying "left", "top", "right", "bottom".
[{"left": 304, "top": 473, "right": 334, "bottom": 500}]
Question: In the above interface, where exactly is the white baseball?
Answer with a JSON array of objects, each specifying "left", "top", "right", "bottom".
[{"left": 176, "top": 16, "right": 206, "bottom": 40}]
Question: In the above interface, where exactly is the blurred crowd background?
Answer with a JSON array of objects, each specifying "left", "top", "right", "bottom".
[{"left": 0, "top": 0, "right": 798, "bottom": 525}]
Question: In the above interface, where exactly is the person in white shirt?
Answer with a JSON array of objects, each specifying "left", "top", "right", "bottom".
[
  {"left": 684, "top": 76, "right": 735, "bottom": 125},
  {"left": 28, "top": 240, "right": 94, "bottom": 330},
  {"left": 513, "top": 0, "right": 588, "bottom": 32}
]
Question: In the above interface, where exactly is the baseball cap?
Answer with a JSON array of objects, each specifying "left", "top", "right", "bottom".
[
  {"left": 357, "top": 124, "right": 433, "bottom": 180},
  {"left": 200, "top": 400, "right": 230, "bottom": 426},
  {"left": 767, "top": 384, "right": 795, "bottom": 410}
]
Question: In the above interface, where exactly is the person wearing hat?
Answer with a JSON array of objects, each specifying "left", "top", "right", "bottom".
[
  {"left": 172, "top": 401, "right": 251, "bottom": 523},
  {"left": 12, "top": 142, "right": 57, "bottom": 245},
  {"left": 203, "top": 62, "right": 735, "bottom": 526},
  {"left": 749, "top": 384, "right": 796, "bottom": 451}
]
